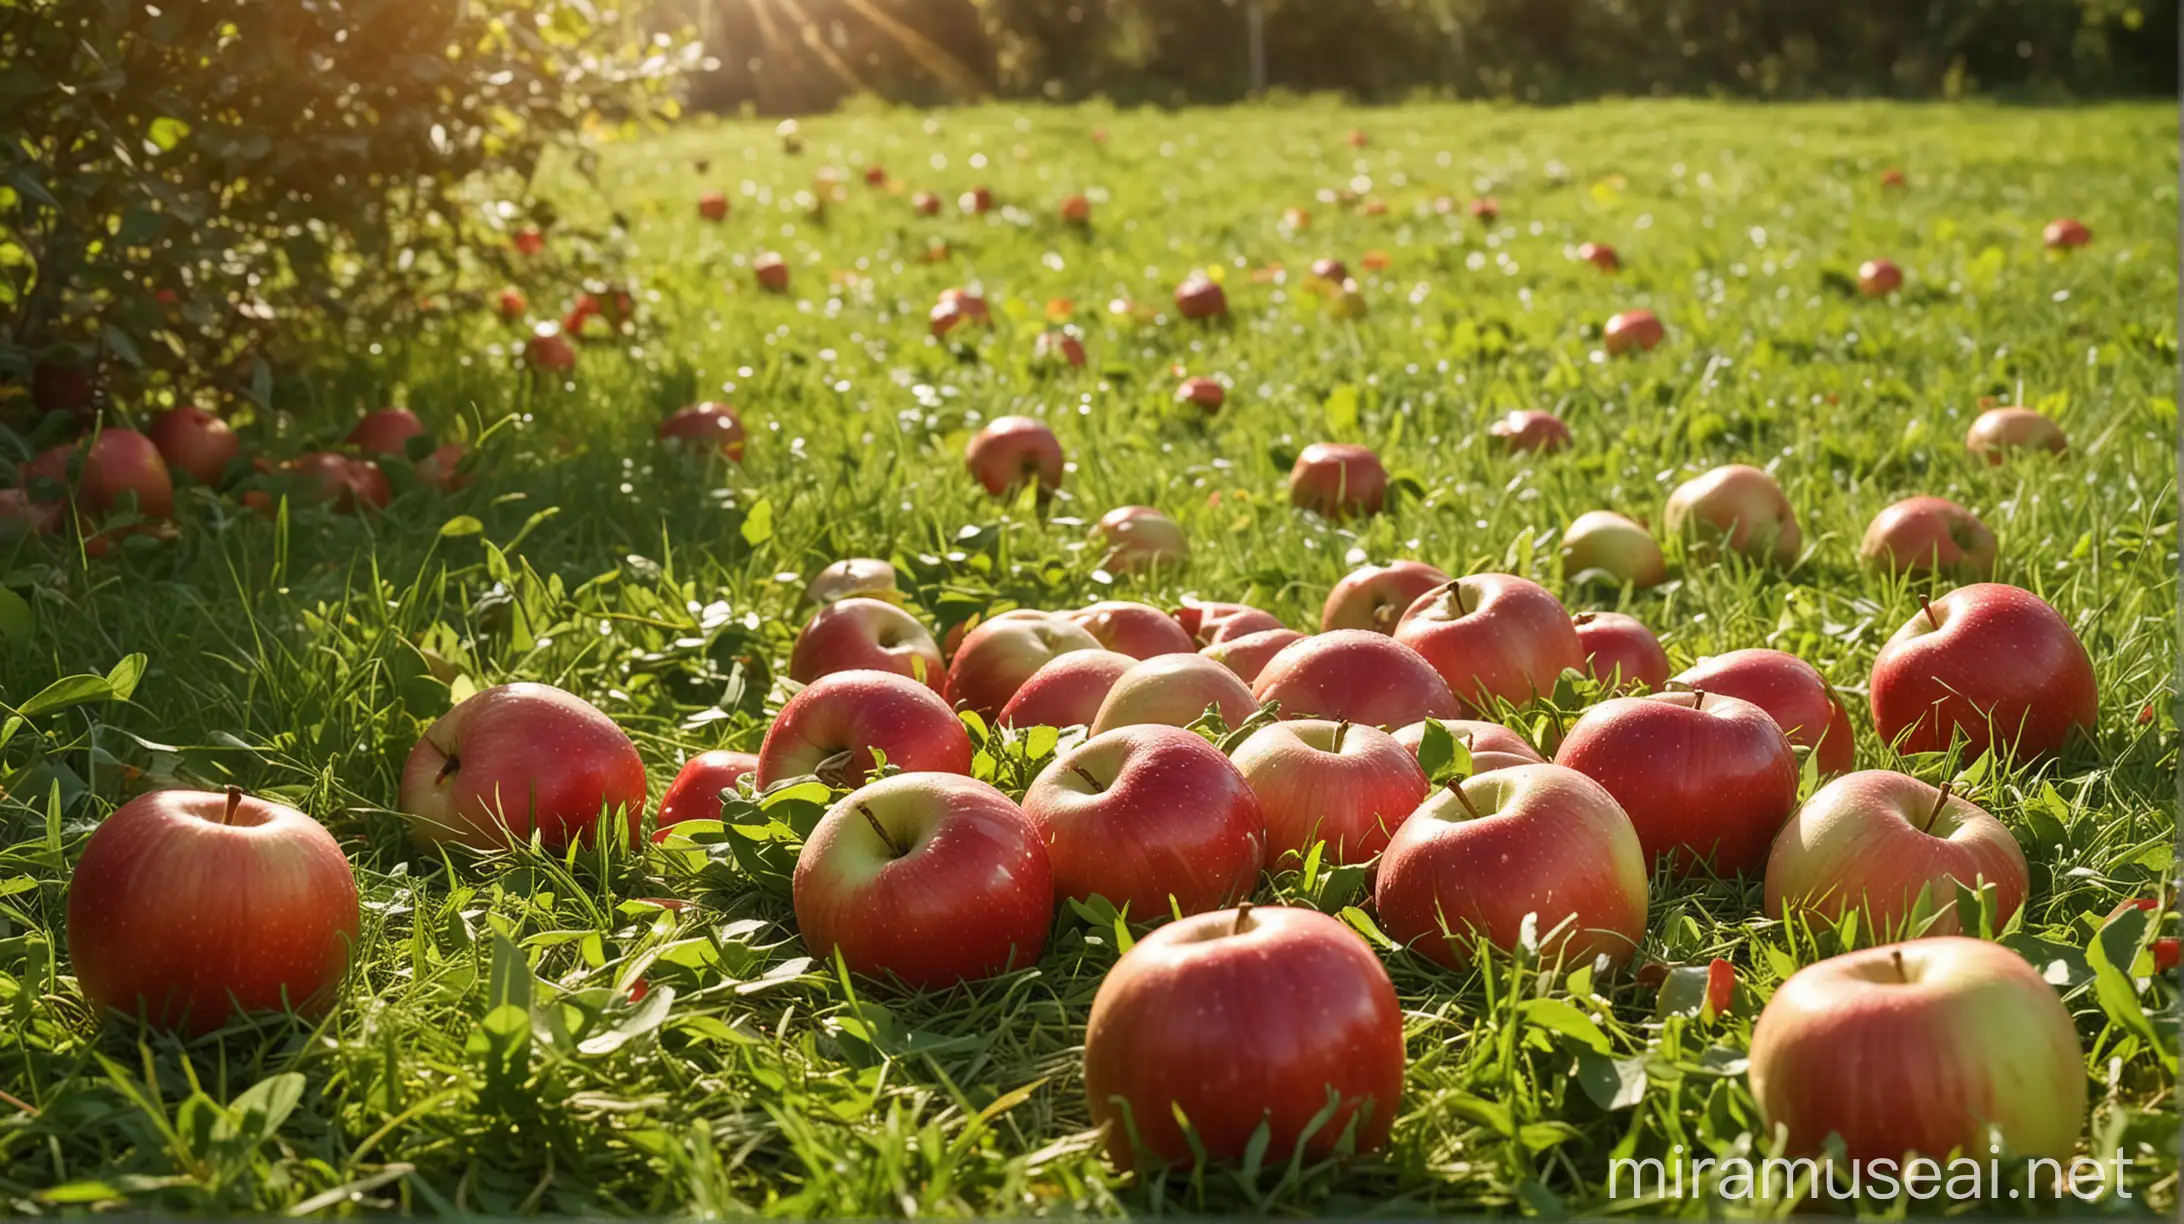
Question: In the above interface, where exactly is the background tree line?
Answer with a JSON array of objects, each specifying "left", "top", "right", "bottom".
[{"left": 686, "top": 0, "right": 2175, "bottom": 113}]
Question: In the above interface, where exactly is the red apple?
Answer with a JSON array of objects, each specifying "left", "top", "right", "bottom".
[
  {"left": 758, "top": 669, "right": 972, "bottom": 788},
  {"left": 1764, "top": 771, "right": 2028, "bottom": 935},
  {"left": 792, "top": 773, "right": 1050, "bottom": 988},
  {"left": 863, "top": 165, "right": 886, "bottom": 185},
  {"left": 959, "top": 186, "right": 993, "bottom": 215},
  {"left": 1321, "top": 560, "right": 1451, "bottom": 634},
  {"left": 659, "top": 402, "right": 747, "bottom": 461},
  {"left": 1175, "top": 599, "right": 1283, "bottom": 646},
  {"left": 400, "top": 682, "right": 648, "bottom": 848},
  {"left": 1309, "top": 257, "right": 1349, "bottom": 283},
  {"left": 1675, "top": 648, "right": 1856, "bottom": 775},
  {"left": 699, "top": 190, "right": 729, "bottom": 221},
  {"left": 1173, "top": 274, "right": 1227, "bottom": 320},
  {"left": 1200, "top": 628, "right": 1306, "bottom": 685},
  {"left": 656, "top": 750, "right": 761, "bottom": 837},
  {"left": 966, "top": 416, "right": 1064, "bottom": 497},
  {"left": 1966, "top": 407, "right": 2066, "bottom": 464},
  {"left": 1468, "top": 196, "right": 1499, "bottom": 223},
  {"left": 1231, "top": 719, "right": 1425, "bottom": 864},
  {"left": 1554, "top": 690, "right": 1798, "bottom": 875},
  {"left": 1488, "top": 410, "right": 1571, "bottom": 455},
  {"left": 23, "top": 429, "right": 174, "bottom": 519},
  {"left": 2043, "top": 217, "right": 2091, "bottom": 250},
  {"left": 912, "top": 190, "right": 942, "bottom": 216},
  {"left": 1857, "top": 258, "right": 1903, "bottom": 297},
  {"left": 67, "top": 788, "right": 359, "bottom": 1035},
  {"left": 1034, "top": 330, "right": 1087, "bottom": 368},
  {"left": 1288, "top": 442, "right": 1386, "bottom": 518},
  {"left": 1022, "top": 725, "right": 1263, "bottom": 915},
  {"left": 1392, "top": 575, "right": 1585, "bottom": 715},
  {"left": 946, "top": 610, "right": 1102, "bottom": 719},
  {"left": 1176, "top": 376, "right": 1225, "bottom": 411},
  {"left": 1064, "top": 600, "right": 1194, "bottom": 659},
  {"left": 1092, "top": 505, "right": 1189, "bottom": 574},
  {"left": 1082, "top": 904, "right": 1403, "bottom": 1170},
  {"left": 1060, "top": 194, "right": 1091, "bottom": 225},
  {"left": 754, "top": 252, "right": 790, "bottom": 292},
  {"left": 1251, "top": 630, "right": 1458, "bottom": 728},
  {"left": 523, "top": 328, "right": 576, "bottom": 373},
  {"left": 805, "top": 558, "right": 899, "bottom": 604},
  {"left": 1391, "top": 719, "right": 1545, "bottom": 774},
  {"left": 1869, "top": 583, "right": 2095, "bottom": 759},
  {"left": 496, "top": 287, "right": 527, "bottom": 320},
  {"left": 147, "top": 406, "right": 240, "bottom": 486},
  {"left": 1880, "top": 167, "right": 1906, "bottom": 188},
  {"left": 1603, "top": 308, "right": 1664, "bottom": 355},
  {"left": 789, "top": 597, "right": 946, "bottom": 693},
  {"left": 1560, "top": 510, "right": 1667, "bottom": 588},
  {"left": 1375, "top": 763, "right": 1647, "bottom": 970},
  {"left": 1572, "top": 611, "right": 1669, "bottom": 692},
  {"left": 287, "top": 452, "right": 390, "bottom": 513},
  {"left": 1091, "top": 654, "right": 1258, "bottom": 734},
  {"left": 1577, "top": 242, "right": 1620, "bottom": 272},
  {"left": 346, "top": 408, "right": 424, "bottom": 457},
  {"left": 1747, "top": 936, "right": 2085, "bottom": 1161},
  {"left": 1859, "top": 496, "right": 1997, "bottom": 580},
  {"left": 998, "top": 649, "right": 1137, "bottom": 730},
  {"left": 512, "top": 227, "right": 544, "bottom": 255},
  {"left": 1664, "top": 464, "right": 1801, "bottom": 565}
]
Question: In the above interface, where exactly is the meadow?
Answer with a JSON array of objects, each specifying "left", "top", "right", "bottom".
[{"left": 0, "top": 98, "right": 2177, "bottom": 1214}]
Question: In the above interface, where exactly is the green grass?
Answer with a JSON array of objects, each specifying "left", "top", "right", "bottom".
[{"left": 1, "top": 98, "right": 2178, "bottom": 1215}]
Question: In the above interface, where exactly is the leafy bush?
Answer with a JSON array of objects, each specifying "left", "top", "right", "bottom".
[{"left": 0, "top": 0, "right": 700, "bottom": 421}]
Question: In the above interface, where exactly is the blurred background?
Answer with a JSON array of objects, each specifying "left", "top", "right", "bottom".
[{"left": 677, "top": 0, "right": 2178, "bottom": 113}]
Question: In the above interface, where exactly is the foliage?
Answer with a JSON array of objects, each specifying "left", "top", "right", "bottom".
[
  {"left": 0, "top": 99, "right": 2177, "bottom": 1214},
  {"left": 0, "top": 0, "right": 699, "bottom": 421}
]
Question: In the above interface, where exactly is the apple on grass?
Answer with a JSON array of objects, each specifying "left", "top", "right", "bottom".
[
  {"left": 23, "top": 429, "right": 175, "bottom": 519},
  {"left": 1747, "top": 936, "right": 2086, "bottom": 1161},
  {"left": 1391, "top": 719, "right": 1544, "bottom": 774},
  {"left": 945, "top": 610, "right": 1102, "bottom": 720},
  {"left": 788, "top": 597, "right": 946, "bottom": 693},
  {"left": 1082, "top": 904, "right": 1404, "bottom": 1170},
  {"left": 1857, "top": 258, "right": 1903, "bottom": 297},
  {"left": 655, "top": 750, "right": 761, "bottom": 839},
  {"left": 1065, "top": 600, "right": 1195, "bottom": 658},
  {"left": 1860, "top": 496, "right": 1997, "bottom": 579},
  {"left": 1252, "top": 630, "right": 1457, "bottom": 729},
  {"left": 1230, "top": 719, "right": 1426, "bottom": 865},
  {"left": 147, "top": 406, "right": 240, "bottom": 486},
  {"left": 1091, "top": 654, "right": 1258, "bottom": 734},
  {"left": 1572, "top": 611, "right": 1670, "bottom": 692},
  {"left": 1375, "top": 763, "right": 1648, "bottom": 970},
  {"left": 1764, "top": 771, "right": 2028, "bottom": 935},
  {"left": 1392, "top": 575, "right": 1585, "bottom": 715},
  {"left": 2043, "top": 217, "right": 2091, "bottom": 250},
  {"left": 1175, "top": 600, "right": 1283, "bottom": 646},
  {"left": 1092, "top": 505, "right": 1189, "bottom": 574},
  {"left": 1664, "top": 464, "right": 1801, "bottom": 566},
  {"left": 1561, "top": 510, "right": 1667, "bottom": 588},
  {"left": 1321, "top": 560, "right": 1450, "bottom": 633},
  {"left": 1869, "top": 583, "right": 2095, "bottom": 760},
  {"left": 1488, "top": 410, "right": 1572, "bottom": 455},
  {"left": 1176, "top": 376, "right": 1225, "bottom": 411},
  {"left": 1554, "top": 690, "right": 1798, "bottom": 876},
  {"left": 965, "top": 416, "right": 1064, "bottom": 497},
  {"left": 754, "top": 252, "right": 790, "bottom": 292},
  {"left": 1173, "top": 274, "right": 1227, "bottom": 320},
  {"left": 1021, "top": 725, "right": 1264, "bottom": 916},
  {"left": 805, "top": 558, "right": 899, "bottom": 604},
  {"left": 757, "top": 669, "right": 972, "bottom": 789},
  {"left": 792, "top": 773, "right": 1052, "bottom": 990},
  {"left": 1200, "top": 628, "right": 1306, "bottom": 685},
  {"left": 1603, "top": 309, "right": 1664, "bottom": 355},
  {"left": 1673, "top": 648, "right": 1856, "bottom": 775},
  {"left": 66, "top": 787, "right": 359, "bottom": 1035},
  {"left": 1577, "top": 242, "right": 1620, "bottom": 272},
  {"left": 659, "top": 402, "right": 747, "bottom": 461},
  {"left": 401, "top": 682, "right": 649, "bottom": 849},
  {"left": 346, "top": 408, "right": 425, "bottom": 457},
  {"left": 1288, "top": 443, "right": 1386, "bottom": 519},
  {"left": 1966, "top": 407, "right": 2066, "bottom": 464},
  {"left": 998, "top": 649, "right": 1137, "bottom": 730}
]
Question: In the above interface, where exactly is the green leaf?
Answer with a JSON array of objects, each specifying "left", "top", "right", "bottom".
[
  {"left": 740, "top": 498, "right": 774, "bottom": 546},
  {"left": 0, "top": 587, "right": 31, "bottom": 642},
  {"left": 439, "top": 515, "right": 484, "bottom": 537},
  {"left": 1574, "top": 1050, "right": 1648, "bottom": 1110},
  {"left": 18, "top": 673, "right": 116, "bottom": 718},
  {"left": 104, "top": 654, "right": 146, "bottom": 703},
  {"left": 1338, "top": 905, "right": 1397, "bottom": 950},
  {"left": 1516, "top": 997, "right": 1612, "bottom": 1053},
  {"left": 2087, "top": 905, "right": 2167, "bottom": 1066},
  {"left": 100, "top": 325, "right": 143, "bottom": 368},
  {"left": 221, "top": 1072, "right": 306, "bottom": 1148}
]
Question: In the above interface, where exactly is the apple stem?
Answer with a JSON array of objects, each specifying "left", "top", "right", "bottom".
[
  {"left": 857, "top": 803, "right": 904, "bottom": 859},
  {"left": 435, "top": 753, "right": 461, "bottom": 784},
  {"left": 1890, "top": 948, "right": 1908, "bottom": 982},
  {"left": 1072, "top": 765, "right": 1103, "bottom": 792},
  {"left": 1920, "top": 595, "right": 1938, "bottom": 630},
  {"left": 1924, "top": 782, "right": 1953, "bottom": 832},
  {"left": 1333, "top": 720, "right": 1350, "bottom": 752},
  {"left": 222, "top": 785, "right": 243, "bottom": 826},
  {"left": 1445, "top": 580, "right": 1469, "bottom": 616},
  {"left": 1448, "top": 781, "right": 1483, "bottom": 820},
  {"left": 1691, "top": 687, "right": 1706, "bottom": 712},
  {"left": 1231, "top": 901, "right": 1254, "bottom": 936}
]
